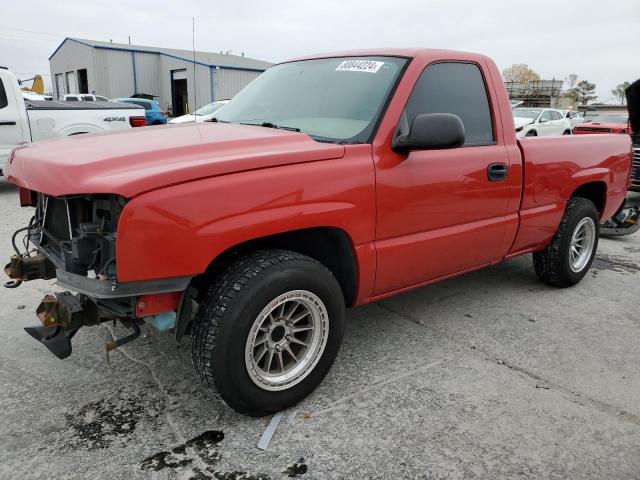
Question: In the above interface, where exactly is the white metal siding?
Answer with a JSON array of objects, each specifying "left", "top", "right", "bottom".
[
  {"left": 216, "top": 69, "right": 262, "bottom": 100},
  {"left": 133, "top": 52, "right": 160, "bottom": 98},
  {"left": 94, "top": 49, "right": 134, "bottom": 98},
  {"left": 49, "top": 40, "right": 95, "bottom": 98}
]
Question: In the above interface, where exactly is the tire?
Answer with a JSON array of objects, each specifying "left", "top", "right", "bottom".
[
  {"left": 525, "top": 130, "right": 537, "bottom": 137},
  {"left": 192, "top": 250, "right": 345, "bottom": 416},
  {"left": 563, "top": 129, "right": 572, "bottom": 135},
  {"left": 533, "top": 197, "right": 599, "bottom": 287}
]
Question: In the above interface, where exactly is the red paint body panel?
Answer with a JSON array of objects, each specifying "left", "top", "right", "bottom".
[
  {"left": 135, "top": 292, "right": 181, "bottom": 318},
  {"left": 4, "top": 48, "right": 633, "bottom": 307},
  {"left": 116, "top": 145, "right": 377, "bottom": 299},
  {"left": 4, "top": 123, "right": 344, "bottom": 198},
  {"left": 573, "top": 122, "right": 631, "bottom": 135}
]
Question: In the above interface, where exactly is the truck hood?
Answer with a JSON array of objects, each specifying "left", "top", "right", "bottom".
[
  {"left": 5, "top": 123, "right": 345, "bottom": 198},
  {"left": 512, "top": 117, "right": 535, "bottom": 129}
]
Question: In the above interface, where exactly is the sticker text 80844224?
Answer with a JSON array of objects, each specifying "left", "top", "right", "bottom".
[{"left": 335, "top": 60, "right": 385, "bottom": 73}]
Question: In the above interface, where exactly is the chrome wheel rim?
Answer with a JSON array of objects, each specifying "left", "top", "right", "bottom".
[
  {"left": 245, "top": 290, "right": 329, "bottom": 391},
  {"left": 569, "top": 217, "right": 596, "bottom": 273}
]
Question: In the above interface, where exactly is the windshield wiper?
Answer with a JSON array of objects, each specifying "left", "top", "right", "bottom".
[
  {"left": 238, "top": 120, "right": 300, "bottom": 132},
  {"left": 206, "top": 117, "right": 230, "bottom": 123},
  {"left": 259, "top": 122, "right": 300, "bottom": 132}
]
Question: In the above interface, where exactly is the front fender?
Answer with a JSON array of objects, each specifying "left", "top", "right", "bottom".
[{"left": 115, "top": 149, "right": 376, "bottom": 283}]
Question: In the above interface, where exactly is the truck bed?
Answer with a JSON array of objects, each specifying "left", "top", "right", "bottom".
[{"left": 25, "top": 100, "right": 143, "bottom": 111}]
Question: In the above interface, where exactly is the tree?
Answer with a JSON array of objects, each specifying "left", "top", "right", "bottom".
[
  {"left": 502, "top": 64, "right": 540, "bottom": 85},
  {"left": 564, "top": 74, "right": 578, "bottom": 90},
  {"left": 567, "top": 80, "right": 597, "bottom": 105},
  {"left": 611, "top": 82, "right": 631, "bottom": 105}
]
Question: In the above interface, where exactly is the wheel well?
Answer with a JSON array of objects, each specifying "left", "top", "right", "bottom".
[
  {"left": 196, "top": 227, "right": 358, "bottom": 306},
  {"left": 571, "top": 181, "right": 606, "bottom": 216}
]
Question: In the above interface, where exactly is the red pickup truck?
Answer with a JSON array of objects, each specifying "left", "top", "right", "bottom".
[{"left": 3, "top": 49, "right": 632, "bottom": 416}]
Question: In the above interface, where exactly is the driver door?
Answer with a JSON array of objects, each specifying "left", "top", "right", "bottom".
[{"left": 373, "top": 62, "right": 514, "bottom": 295}]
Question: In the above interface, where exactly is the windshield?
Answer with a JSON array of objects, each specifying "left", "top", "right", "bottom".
[
  {"left": 584, "top": 114, "right": 629, "bottom": 124},
  {"left": 215, "top": 56, "right": 407, "bottom": 143},
  {"left": 195, "top": 101, "right": 227, "bottom": 116},
  {"left": 513, "top": 108, "right": 542, "bottom": 119}
]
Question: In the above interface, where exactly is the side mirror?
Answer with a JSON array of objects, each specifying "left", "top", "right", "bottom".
[
  {"left": 392, "top": 113, "right": 465, "bottom": 152},
  {"left": 539, "top": 117, "right": 548, "bottom": 123}
]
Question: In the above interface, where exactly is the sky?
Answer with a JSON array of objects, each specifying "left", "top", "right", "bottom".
[{"left": 2, "top": 0, "right": 638, "bottom": 102}]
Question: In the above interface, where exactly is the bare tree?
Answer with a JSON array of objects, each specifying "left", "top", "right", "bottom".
[
  {"left": 564, "top": 74, "right": 578, "bottom": 90},
  {"left": 611, "top": 82, "right": 631, "bottom": 105}
]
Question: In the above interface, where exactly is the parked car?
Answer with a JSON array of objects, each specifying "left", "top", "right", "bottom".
[
  {"left": 558, "top": 109, "right": 585, "bottom": 128},
  {"left": 113, "top": 98, "right": 168, "bottom": 125},
  {"left": 61, "top": 93, "right": 110, "bottom": 102},
  {"left": 0, "top": 68, "right": 146, "bottom": 174},
  {"left": 513, "top": 108, "right": 573, "bottom": 137},
  {"left": 169, "top": 100, "right": 230, "bottom": 124},
  {"left": 4, "top": 49, "right": 631, "bottom": 416},
  {"left": 573, "top": 113, "right": 631, "bottom": 135}
]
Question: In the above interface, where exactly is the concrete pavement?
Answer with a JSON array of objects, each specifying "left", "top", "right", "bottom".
[{"left": 1, "top": 179, "right": 638, "bottom": 479}]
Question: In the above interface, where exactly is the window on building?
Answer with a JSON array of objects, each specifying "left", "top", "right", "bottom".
[{"left": 404, "top": 62, "right": 494, "bottom": 146}]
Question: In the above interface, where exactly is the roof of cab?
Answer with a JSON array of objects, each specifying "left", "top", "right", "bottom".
[{"left": 285, "top": 48, "right": 485, "bottom": 63}]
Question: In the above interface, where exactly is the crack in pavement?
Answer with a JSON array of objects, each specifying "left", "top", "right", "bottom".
[
  {"left": 104, "top": 325, "right": 186, "bottom": 444},
  {"left": 312, "top": 359, "right": 445, "bottom": 416},
  {"left": 374, "top": 302, "right": 640, "bottom": 428}
]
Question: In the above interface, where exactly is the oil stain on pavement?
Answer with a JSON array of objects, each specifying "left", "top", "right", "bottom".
[
  {"left": 65, "top": 395, "right": 144, "bottom": 449},
  {"left": 140, "top": 430, "right": 308, "bottom": 479}
]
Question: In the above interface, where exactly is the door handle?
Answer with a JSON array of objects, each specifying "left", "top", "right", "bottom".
[
  {"left": 487, "top": 163, "right": 508, "bottom": 181},
  {"left": 0, "top": 121, "right": 17, "bottom": 126}
]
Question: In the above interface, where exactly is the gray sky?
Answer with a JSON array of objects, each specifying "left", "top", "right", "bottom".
[{"left": 2, "top": 0, "right": 638, "bottom": 102}]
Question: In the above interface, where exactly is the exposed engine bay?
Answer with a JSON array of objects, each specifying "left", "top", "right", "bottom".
[{"left": 4, "top": 192, "right": 187, "bottom": 360}]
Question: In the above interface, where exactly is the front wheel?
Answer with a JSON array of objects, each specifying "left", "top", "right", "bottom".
[
  {"left": 191, "top": 250, "right": 345, "bottom": 416},
  {"left": 533, "top": 197, "right": 599, "bottom": 287}
]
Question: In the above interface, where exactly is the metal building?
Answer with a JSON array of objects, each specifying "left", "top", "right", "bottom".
[{"left": 49, "top": 38, "right": 272, "bottom": 116}]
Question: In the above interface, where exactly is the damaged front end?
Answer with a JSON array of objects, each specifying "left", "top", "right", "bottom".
[{"left": 5, "top": 191, "right": 191, "bottom": 359}]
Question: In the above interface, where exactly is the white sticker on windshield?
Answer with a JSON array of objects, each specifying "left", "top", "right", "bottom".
[{"left": 335, "top": 60, "right": 385, "bottom": 73}]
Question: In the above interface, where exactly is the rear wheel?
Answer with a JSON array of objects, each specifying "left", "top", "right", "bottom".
[
  {"left": 533, "top": 197, "right": 599, "bottom": 287},
  {"left": 563, "top": 129, "right": 572, "bottom": 135},
  {"left": 191, "top": 250, "right": 345, "bottom": 416}
]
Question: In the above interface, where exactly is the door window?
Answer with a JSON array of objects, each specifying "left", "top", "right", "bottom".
[
  {"left": 404, "top": 62, "right": 494, "bottom": 146},
  {"left": 549, "top": 111, "right": 562, "bottom": 120},
  {"left": 539, "top": 111, "right": 551, "bottom": 122}
]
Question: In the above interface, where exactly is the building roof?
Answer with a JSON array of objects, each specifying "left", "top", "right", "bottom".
[{"left": 50, "top": 38, "right": 272, "bottom": 72}]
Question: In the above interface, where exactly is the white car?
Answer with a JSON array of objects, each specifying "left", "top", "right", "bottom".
[
  {"left": 61, "top": 93, "right": 111, "bottom": 102},
  {"left": 0, "top": 68, "right": 146, "bottom": 173},
  {"left": 170, "top": 100, "right": 229, "bottom": 124},
  {"left": 513, "top": 108, "right": 573, "bottom": 138},
  {"left": 558, "top": 109, "right": 585, "bottom": 128}
]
